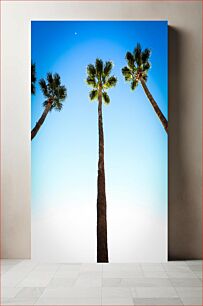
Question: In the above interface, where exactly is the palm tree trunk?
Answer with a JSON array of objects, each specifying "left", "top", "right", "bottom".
[
  {"left": 97, "top": 91, "right": 109, "bottom": 263},
  {"left": 140, "top": 78, "right": 168, "bottom": 133},
  {"left": 31, "top": 102, "right": 52, "bottom": 140}
]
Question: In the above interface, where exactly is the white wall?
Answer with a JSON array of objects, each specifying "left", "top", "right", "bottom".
[{"left": 1, "top": 1, "right": 202, "bottom": 259}]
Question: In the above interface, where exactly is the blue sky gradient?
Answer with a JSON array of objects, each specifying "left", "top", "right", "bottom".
[{"left": 31, "top": 21, "right": 168, "bottom": 262}]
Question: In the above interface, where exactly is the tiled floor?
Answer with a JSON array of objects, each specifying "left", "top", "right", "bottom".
[{"left": 1, "top": 260, "right": 202, "bottom": 305}]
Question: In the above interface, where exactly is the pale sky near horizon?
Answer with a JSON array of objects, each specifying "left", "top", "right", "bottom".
[{"left": 31, "top": 21, "right": 168, "bottom": 262}]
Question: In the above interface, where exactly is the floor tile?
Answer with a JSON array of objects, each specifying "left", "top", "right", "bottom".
[
  {"left": 102, "top": 297, "right": 134, "bottom": 305},
  {"left": 1, "top": 265, "right": 18, "bottom": 274},
  {"left": 141, "top": 264, "right": 165, "bottom": 272},
  {"left": 18, "top": 279, "right": 53, "bottom": 287},
  {"left": 166, "top": 271, "right": 197, "bottom": 278},
  {"left": 123, "top": 277, "right": 172, "bottom": 287},
  {"left": 80, "top": 263, "right": 102, "bottom": 272},
  {"left": 41, "top": 287, "right": 101, "bottom": 298},
  {"left": 0, "top": 298, "right": 10, "bottom": 305},
  {"left": 163, "top": 264, "right": 192, "bottom": 272},
  {"left": 17, "top": 271, "right": 55, "bottom": 287},
  {"left": 47, "top": 277, "right": 76, "bottom": 288},
  {"left": 103, "top": 263, "right": 142, "bottom": 272},
  {"left": 2, "top": 296, "right": 39, "bottom": 305},
  {"left": 0, "top": 259, "right": 23, "bottom": 266},
  {"left": 79, "top": 271, "right": 102, "bottom": 278},
  {"left": 2, "top": 261, "right": 37, "bottom": 287},
  {"left": 75, "top": 277, "right": 102, "bottom": 287},
  {"left": 22, "top": 271, "right": 55, "bottom": 278},
  {"left": 57, "top": 264, "right": 81, "bottom": 271},
  {"left": 135, "top": 286, "right": 178, "bottom": 298},
  {"left": 165, "top": 261, "right": 187, "bottom": 266},
  {"left": 1, "top": 287, "right": 22, "bottom": 299},
  {"left": 102, "top": 287, "right": 131, "bottom": 298},
  {"left": 143, "top": 271, "right": 168, "bottom": 278},
  {"left": 102, "top": 278, "right": 122, "bottom": 287},
  {"left": 169, "top": 277, "right": 202, "bottom": 287},
  {"left": 103, "top": 270, "right": 144, "bottom": 278},
  {"left": 35, "top": 297, "right": 101, "bottom": 305},
  {"left": 189, "top": 265, "right": 202, "bottom": 272},
  {"left": 194, "top": 271, "right": 202, "bottom": 279},
  {"left": 175, "top": 287, "right": 202, "bottom": 298},
  {"left": 15, "top": 287, "right": 45, "bottom": 298},
  {"left": 33, "top": 263, "right": 59, "bottom": 272},
  {"left": 180, "top": 296, "right": 203, "bottom": 305},
  {"left": 133, "top": 297, "right": 183, "bottom": 305},
  {"left": 186, "top": 260, "right": 202, "bottom": 266},
  {"left": 54, "top": 270, "right": 79, "bottom": 278}
]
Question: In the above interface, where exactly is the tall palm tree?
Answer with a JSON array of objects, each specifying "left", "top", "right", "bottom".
[
  {"left": 31, "top": 72, "right": 67, "bottom": 140},
  {"left": 31, "top": 62, "right": 36, "bottom": 95},
  {"left": 122, "top": 43, "right": 168, "bottom": 133},
  {"left": 86, "top": 59, "right": 117, "bottom": 263}
]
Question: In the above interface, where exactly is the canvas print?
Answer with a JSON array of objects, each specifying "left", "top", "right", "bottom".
[{"left": 31, "top": 21, "right": 168, "bottom": 262}]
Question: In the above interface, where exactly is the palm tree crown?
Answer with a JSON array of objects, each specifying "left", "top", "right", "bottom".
[
  {"left": 39, "top": 72, "right": 67, "bottom": 111},
  {"left": 31, "top": 62, "right": 36, "bottom": 95},
  {"left": 86, "top": 58, "right": 117, "bottom": 102},
  {"left": 122, "top": 43, "right": 168, "bottom": 133},
  {"left": 122, "top": 43, "right": 151, "bottom": 90}
]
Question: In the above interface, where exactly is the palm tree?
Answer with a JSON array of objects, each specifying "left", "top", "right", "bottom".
[
  {"left": 31, "top": 63, "right": 36, "bottom": 95},
  {"left": 86, "top": 59, "right": 117, "bottom": 263},
  {"left": 31, "top": 72, "right": 67, "bottom": 140},
  {"left": 122, "top": 43, "right": 168, "bottom": 133}
]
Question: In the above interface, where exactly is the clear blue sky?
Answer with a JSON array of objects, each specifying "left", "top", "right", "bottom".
[{"left": 31, "top": 21, "right": 168, "bottom": 262}]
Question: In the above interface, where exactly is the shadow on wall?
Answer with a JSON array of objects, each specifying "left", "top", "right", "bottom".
[{"left": 168, "top": 26, "right": 202, "bottom": 260}]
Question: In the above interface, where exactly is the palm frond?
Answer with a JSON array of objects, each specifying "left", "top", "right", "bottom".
[
  {"left": 87, "top": 58, "right": 116, "bottom": 103},
  {"left": 31, "top": 85, "right": 35, "bottom": 95},
  {"left": 39, "top": 78, "right": 48, "bottom": 97},
  {"left": 31, "top": 63, "right": 36, "bottom": 80},
  {"left": 53, "top": 100, "right": 63, "bottom": 111},
  {"left": 31, "top": 62, "right": 36, "bottom": 95},
  {"left": 131, "top": 79, "right": 139, "bottom": 91},
  {"left": 102, "top": 75, "right": 107, "bottom": 85},
  {"left": 47, "top": 72, "right": 53, "bottom": 84},
  {"left": 126, "top": 52, "right": 135, "bottom": 69},
  {"left": 102, "top": 91, "right": 110, "bottom": 105},
  {"left": 142, "top": 62, "right": 151, "bottom": 72},
  {"left": 122, "top": 66, "right": 133, "bottom": 81},
  {"left": 134, "top": 43, "right": 142, "bottom": 66},
  {"left": 58, "top": 85, "right": 67, "bottom": 100},
  {"left": 104, "top": 76, "right": 117, "bottom": 88},
  {"left": 95, "top": 58, "right": 103, "bottom": 79},
  {"left": 53, "top": 73, "right": 61, "bottom": 87},
  {"left": 87, "top": 64, "right": 96, "bottom": 77},
  {"left": 142, "top": 48, "right": 151, "bottom": 64},
  {"left": 89, "top": 89, "right": 98, "bottom": 101},
  {"left": 86, "top": 76, "right": 97, "bottom": 88},
  {"left": 103, "top": 61, "right": 113, "bottom": 77},
  {"left": 40, "top": 72, "right": 67, "bottom": 110}
]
